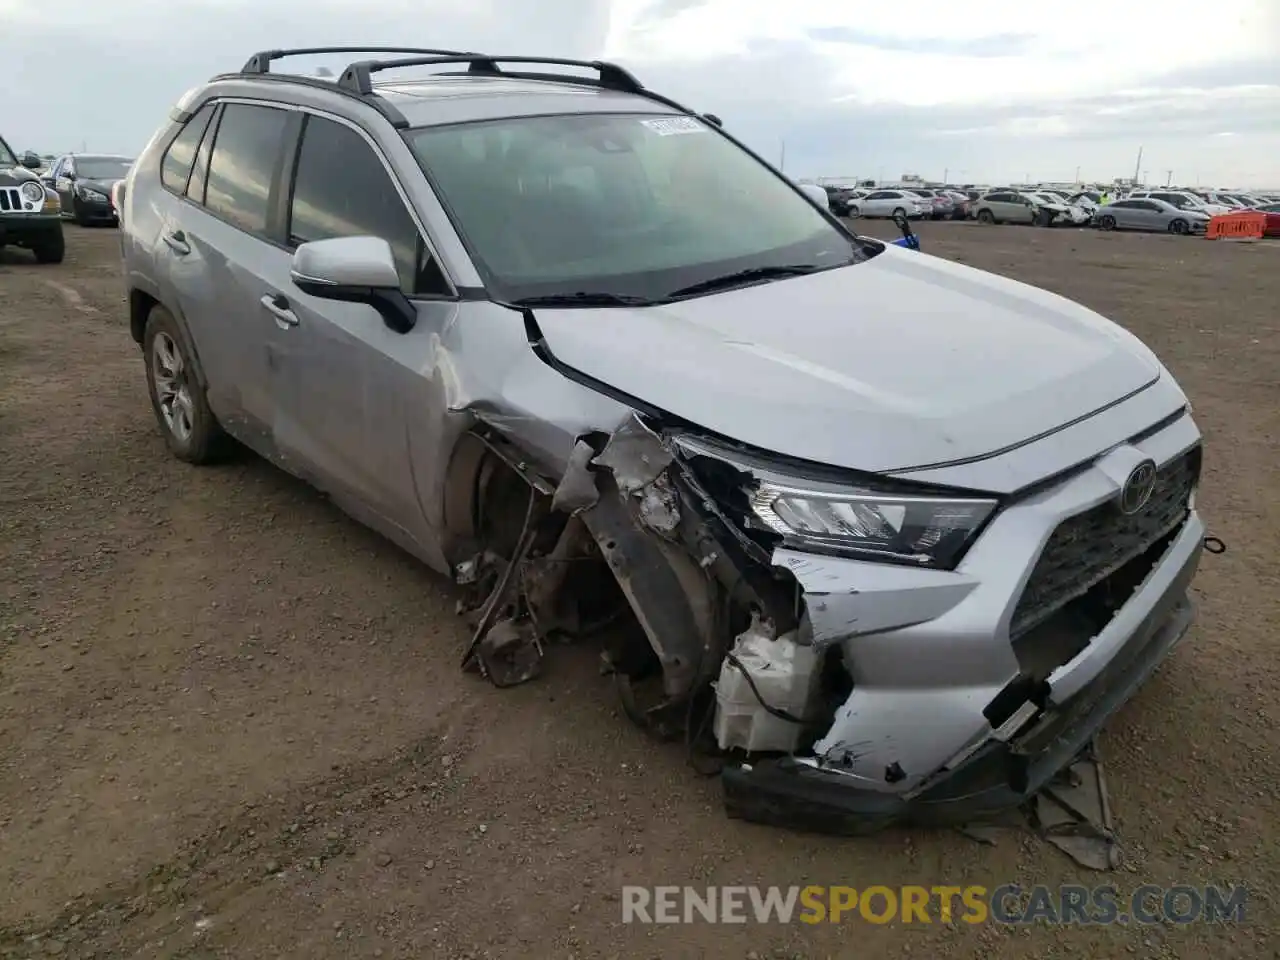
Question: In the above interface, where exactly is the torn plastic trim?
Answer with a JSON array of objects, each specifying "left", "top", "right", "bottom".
[
  {"left": 722, "top": 590, "right": 1196, "bottom": 834},
  {"left": 557, "top": 414, "right": 799, "bottom": 705}
]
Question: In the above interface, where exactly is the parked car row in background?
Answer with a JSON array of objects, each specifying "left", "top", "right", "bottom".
[{"left": 807, "top": 180, "right": 1279, "bottom": 236}]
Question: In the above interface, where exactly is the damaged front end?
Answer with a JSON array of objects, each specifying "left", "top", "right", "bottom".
[{"left": 454, "top": 406, "right": 1210, "bottom": 840}]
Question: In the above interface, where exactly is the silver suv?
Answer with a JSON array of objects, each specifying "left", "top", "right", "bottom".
[{"left": 118, "top": 47, "right": 1208, "bottom": 832}]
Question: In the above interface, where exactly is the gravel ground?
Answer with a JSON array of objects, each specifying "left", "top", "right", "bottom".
[{"left": 1, "top": 222, "right": 1277, "bottom": 959}]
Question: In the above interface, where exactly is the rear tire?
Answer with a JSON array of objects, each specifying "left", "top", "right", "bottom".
[
  {"left": 977, "top": 209, "right": 995, "bottom": 224},
  {"left": 143, "top": 306, "right": 232, "bottom": 464},
  {"left": 1098, "top": 215, "right": 1116, "bottom": 231},
  {"left": 847, "top": 205, "right": 860, "bottom": 218},
  {"left": 31, "top": 230, "right": 65, "bottom": 264}
]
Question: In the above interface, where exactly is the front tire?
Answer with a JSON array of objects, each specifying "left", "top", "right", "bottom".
[
  {"left": 1169, "top": 218, "right": 1188, "bottom": 235},
  {"left": 143, "top": 306, "right": 231, "bottom": 464},
  {"left": 847, "top": 205, "right": 860, "bottom": 218},
  {"left": 30, "top": 230, "right": 65, "bottom": 264},
  {"left": 71, "top": 197, "right": 91, "bottom": 227},
  {"left": 1098, "top": 214, "right": 1116, "bottom": 231},
  {"left": 977, "top": 209, "right": 995, "bottom": 224}
]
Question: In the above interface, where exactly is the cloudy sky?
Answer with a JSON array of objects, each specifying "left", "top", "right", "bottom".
[{"left": 4, "top": 0, "right": 1278, "bottom": 187}]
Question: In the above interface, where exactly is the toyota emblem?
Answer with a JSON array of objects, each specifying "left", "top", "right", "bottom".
[{"left": 1119, "top": 459, "right": 1158, "bottom": 515}]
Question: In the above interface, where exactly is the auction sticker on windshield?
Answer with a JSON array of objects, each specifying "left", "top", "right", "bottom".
[{"left": 641, "top": 117, "right": 706, "bottom": 136}]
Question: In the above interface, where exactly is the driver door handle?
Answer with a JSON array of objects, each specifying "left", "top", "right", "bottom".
[
  {"left": 162, "top": 230, "right": 190, "bottom": 256},
  {"left": 260, "top": 293, "right": 299, "bottom": 329}
]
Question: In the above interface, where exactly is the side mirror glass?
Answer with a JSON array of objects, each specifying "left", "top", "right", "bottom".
[
  {"left": 703, "top": 113, "right": 723, "bottom": 127},
  {"left": 290, "top": 236, "right": 416, "bottom": 333},
  {"left": 20, "top": 155, "right": 42, "bottom": 170}
]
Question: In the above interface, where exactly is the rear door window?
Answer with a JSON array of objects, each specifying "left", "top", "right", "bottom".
[{"left": 203, "top": 102, "right": 290, "bottom": 235}]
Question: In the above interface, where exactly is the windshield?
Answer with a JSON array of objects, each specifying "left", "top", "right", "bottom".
[
  {"left": 0, "top": 137, "right": 17, "bottom": 168},
  {"left": 77, "top": 158, "right": 132, "bottom": 180},
  {"left": 405, "top": 113, "right": 859, "bottom": 301}
]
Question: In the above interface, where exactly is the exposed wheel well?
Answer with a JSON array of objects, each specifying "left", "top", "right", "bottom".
[{"left": 129, "top": 289, "right": 161, "bottom": 346}]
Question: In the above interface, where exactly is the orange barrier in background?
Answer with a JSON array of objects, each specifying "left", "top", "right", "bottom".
[{"left": 1206, "top": 212, "right": 1266, "bottom": 240}]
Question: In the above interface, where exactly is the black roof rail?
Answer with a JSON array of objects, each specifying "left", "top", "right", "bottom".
[
  {"left": 337, "top": 54, "right": 645, "bottom": 97},
  {"left": 240, "top": 46, "right": 480, "bottom": 75},
  {"left": 207, "top": 71, "right": 413, "bottom": 128}
]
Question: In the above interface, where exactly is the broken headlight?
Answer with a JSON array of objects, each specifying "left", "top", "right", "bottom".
[
  {"left": 749, "top": 478, "right": 997, "bottom": 568},
  {"left": 670, "top": 434, "right": 998, "bottom": 569}
]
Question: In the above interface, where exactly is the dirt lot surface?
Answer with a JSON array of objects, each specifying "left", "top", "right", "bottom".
[{"left": 1, "top": 222, "right": 1277, "bottom": 959}]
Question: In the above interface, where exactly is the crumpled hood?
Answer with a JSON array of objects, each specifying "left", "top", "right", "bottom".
[{"left": 532, "top": 246, "right": 1163, "bottom": 474}]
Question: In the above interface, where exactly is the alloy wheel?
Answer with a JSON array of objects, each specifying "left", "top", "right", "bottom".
[{"left": 151, "top": 331, "right": 194, "bottom": 443}]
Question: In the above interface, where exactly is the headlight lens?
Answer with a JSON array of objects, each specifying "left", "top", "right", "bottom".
[
  {"left": 78, "top": 187, "right": 109, "bottom": 202},
  {"left": 749, "top": 480, "right": 997, "bottom": 567},
  {"left": 19, "top": 181, "right": 44, "bottom": 204},
  {"left": 673, "top": 435, "right": 998, "bottom": 569}
]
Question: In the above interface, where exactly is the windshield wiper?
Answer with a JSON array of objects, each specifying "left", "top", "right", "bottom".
[
  {"left": 510, "top": 292, "right": 658, "bottom": 307},
  {"left": 666, "top": 264, "right": 820, "bottom": 299}
]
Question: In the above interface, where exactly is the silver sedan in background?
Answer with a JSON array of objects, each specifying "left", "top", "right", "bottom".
[{"left": 1094, "top": 197, "right": 1210, "bottom": 235}]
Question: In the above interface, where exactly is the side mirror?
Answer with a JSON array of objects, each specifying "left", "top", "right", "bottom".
[
  {"left": 290, "top": 236, "right": 416, "bottom": 334},
  {"left": 703, "top": 113, "right": 722, "bottom": 127},
  {"left": 20, "top": 155, "right": 42, "bottom": 170}
]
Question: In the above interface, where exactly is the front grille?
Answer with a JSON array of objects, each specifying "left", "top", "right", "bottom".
[
  {"left": 1010, "top": 446, "right": 1200, "bottom": 639},
  {"left": 0, "top": 187, "right": 20, "bottom": 212}
]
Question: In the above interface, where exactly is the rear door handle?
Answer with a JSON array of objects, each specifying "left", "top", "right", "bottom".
[
  {"left": 162, "top": 230, "right": 190, "bottom": 255},
  {"left": 260, "top": 293, "right": 299, "bottom": 329}
]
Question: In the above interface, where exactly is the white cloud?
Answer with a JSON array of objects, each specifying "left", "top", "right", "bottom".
[{"left": 610, "top": 0, "right": 1271, "bottom": 107}]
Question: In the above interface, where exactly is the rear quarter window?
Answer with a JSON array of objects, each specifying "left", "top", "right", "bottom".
[{"left": 161, "top": 103, "right": 216, "bottom": 193}]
